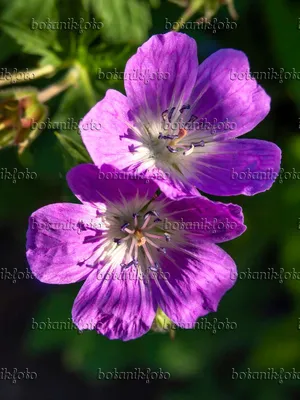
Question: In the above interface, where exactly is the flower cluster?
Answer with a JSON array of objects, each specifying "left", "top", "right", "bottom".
[{"left": 26, "top": 32, "right": 281, "bottom": 341}]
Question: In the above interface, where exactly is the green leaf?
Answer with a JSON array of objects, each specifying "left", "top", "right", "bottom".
[
  {"left": 0, "top": 33, "right": 20, "bottom": 62},
  {"left": 39, "top": 52, "right": 62, "bottom": 68},
  {"left": 1, "top": 0, "right": 58, "bottom": 21},
  {"left": 264, "top": 0, "right": 300, "bottom": 110},
  {"left": 149, "top": 0, "right": 161, "bottom": 8},
  {"left": 0, "top": 20, "right": 61, "bottom": 57},
  {"left": 54, "top": 131, "right": 92, "bottom": 167},
  {"left": 91, "top": 0, "right": 152, "bottom": 44},
  {"left": 53, "top": 79, "right": 95, "bottom": 123}
]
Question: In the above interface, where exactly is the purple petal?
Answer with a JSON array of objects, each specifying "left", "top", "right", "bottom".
[
  {"left": 67, "top": 164, "right": 159, "bottom": 205},
  {"left": 189, "top": 139, "right": 281, "bottom": 196},
  {"left": 152, "top": 242, "right": 237, "bottom": 326},
  {"left": 189, "top": 49, "right": 270, "bottom": 140},
  {"left": 153, "top": 173, "right": 200, "bottom": 199},
  {"left": 124, "top": 32, "right": 198, "bottom": 119},
  {"left": 72, "top": 268, "right": 156, "bottom": 341},
  {"left": 26, "top": 203, "right": 101, "bottom": 284},
  {"left": 163, "top": 196, "right": 246, "bottom": 243},
  {"left": 79, "top": 89, "right": 139, "bottom": 168}
]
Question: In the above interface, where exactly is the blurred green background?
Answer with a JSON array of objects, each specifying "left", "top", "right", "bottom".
[{"left": 0, "top": 0, "right": 300, "bottom": 398}]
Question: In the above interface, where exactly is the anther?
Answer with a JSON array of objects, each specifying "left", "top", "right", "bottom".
[
  {"left": 158, "top": 133, "right": 178, "bottom": 140},
  {"left": 149, "top": 263, "right": 159, "bottom": 272},
  {"left": 183, "top": 144, "right": 194, "bottom": 156},
  {"left": 185, "top": 115, "right": 198, "bottom": 129},
  {"left": 162, "top": 110, "right": 168, "bottom": 121},
  {"left": 154, "top": 218, "right": 162, "bottom": 223},
  {"left": 164, "top": 233, "right": 171, "bottom": 242},
  {"left": 143, "top": 212, "right": 151, "bottom": 220},
  {"left": 120, "top": 262, "right": 129, "bottom": 270},
  {"left": 167, "top": 146, "right": 178, "bottom": 153},
  {"left": 120, "top": 222, "right": 130, "bottom": 231},
  {"left": 192, "top": 140, "right": 205, "bottom": 147},
  {"left": 121, "top": 258, "right": 138, "bottom": 270},
  {"left": 157, "top": 247, "right": 167, "bottom": 254},
  {"left": 132, "top": 258, "right": 139, "bottom": 267},
  {"left": 113, "top": 238, "right": 122, "bottom": 245},
  {"left": 179, "top": 104, "right": 191, "bottom": 113},
  {"left": 144, "top": 210, "right": 159, "bottom": 220},
  {"left": 168, "top": 107, "right": 176, "bottom": 122}
]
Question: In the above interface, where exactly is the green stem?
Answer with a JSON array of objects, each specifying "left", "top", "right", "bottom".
[
  {"left": 75, "top": 62, "right": 96, "bottom": 108},
  {"left": 139, "top": 189, "right": 162, "bottom": 214},
  {"left": 37, "top": 67, "right": 79, "bottom": 103},
  {"left": 0, "top": 65, "right": 56, "bottom": 88},
  {"left": 172, "top": 0, "right": 205, "bottom": 31}
]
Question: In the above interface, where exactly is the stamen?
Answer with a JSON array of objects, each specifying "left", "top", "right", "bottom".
[
  {"left": 125, "top": 228, "right": 135, "bottom": 234},
  {"left": 132, "top": 258, "right": 139, "bottom": 267},
  {"left": 144, "top": 237, "right": 160, "bottom": 249},
  {"left": 168, "top": 107, "right": 176, "bottom": 122},
  {"left": 120, "top": 222, "right": 130, "bottom": 232},
  {"left": 141, "top": 216, "right": 151, "bottom": 230},
  {"left": 144, "top": 232, "right": 165, "bottom": 240},
  {"left": 133, "top": 213, "right": 139, "bottom": 227},
  {"left": 121, "top": 258, "right": 138, "bottom": 270},
  {"left": 143, "top": 210, "right": 159, "bottom": 220},
  {"left": 120, "top": 262, "right": 129, "bottom": 270},
  {"left": 113, "top": 238, "right": 122, "bottom": 245},
  {"left": 158, "top": 133, "right": 178, "bottom": 140},
  {"left": 142, "top": 243, "right": 155, "bottom": 267},
  {"left": 167, "top": 146, "right": 178, "bottom": 153},
  {"left": 149, "top": 262, "right": 159, "bottom": 272},
  {"left": 164, "top": 233, "right": 171, "bottom": 242},
  {"left": 183, "top": 144, "right": 194, "bottom": 156},
  {"left": 185, "top": 115, "right": 198, "bottom": 129},
  {"left": 179, "top": 104, "right": 191, "bottom": 113},
  {"left": 143, "top": 212, "right": 151, "bottom": 221},
  {"left": 146, "top": 218, "right": 162, "bottom": 230},
  {"left": 162, "top": 110, "right": 168, "bottom": 121},
  {"left": 134, "top": 243, "right": 138, "bottom": 261},
  {"left": 157, "top": 247, "right": 167, "bottom": 254},
  {"left": 192, "top": 140, "right": 205, "bottom": 147}
]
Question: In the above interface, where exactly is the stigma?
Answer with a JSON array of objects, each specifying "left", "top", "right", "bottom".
[
  {"left": 111, "top": 208, "right": 173, "bottom": 282},
  {"left": 158, "top": 104, "right": 205, "bottom": 155}
]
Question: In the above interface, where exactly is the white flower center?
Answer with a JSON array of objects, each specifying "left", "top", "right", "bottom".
[
  {"left": 87, "top": 194, "right": 186, "bottom": 283},
  {"left": 127, "top": 103, "right": 208, "bottom": 180}
]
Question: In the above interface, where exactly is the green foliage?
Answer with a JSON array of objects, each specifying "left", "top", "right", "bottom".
[
  {"left": 0, "top": 20, "right": 60, "bottom": 58},
  {"left": 1, "top": 0, "right": 299, "bottom": 399},
  {"left": 264, "top": 0, "right": 300, "bottom": 110},
  {"left": 90, "top": 0, "right": 152, "bottom": 44},
  {"left": 54, "top": 131, "right": 92, "bottom": 169}
]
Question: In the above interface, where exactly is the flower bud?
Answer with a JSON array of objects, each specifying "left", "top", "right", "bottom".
[
  {"left": 0, "top": 87, "right": 47, "bottom": 154},
  {"left": 176, "top": 0, "right": 238, "bottom": 21}
]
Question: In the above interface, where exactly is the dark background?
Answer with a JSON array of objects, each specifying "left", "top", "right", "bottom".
[{"left": 0, "top": 0, "right": 300, "bottom": 398}]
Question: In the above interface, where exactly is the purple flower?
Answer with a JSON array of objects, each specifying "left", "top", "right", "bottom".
[
  {"left": 26, "top": 164, "right": 246, "bottom": 341},
  {"left": 80, "top": 32, "right": 281, "bottom": 199}
]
